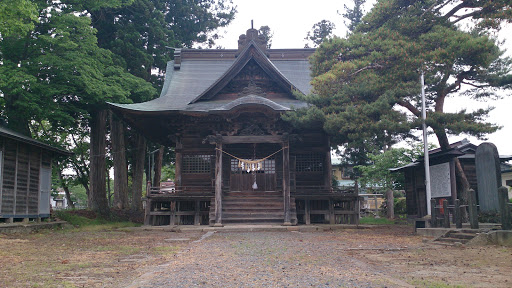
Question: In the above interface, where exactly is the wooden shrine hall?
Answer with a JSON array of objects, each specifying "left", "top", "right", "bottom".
[{"left": 109, "top": 27, "right": 359, "bottom": 226}]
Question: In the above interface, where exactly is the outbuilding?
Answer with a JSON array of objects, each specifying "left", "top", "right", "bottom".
[{"left": 0, "top": 126, "right": 71, "bottom": 222}]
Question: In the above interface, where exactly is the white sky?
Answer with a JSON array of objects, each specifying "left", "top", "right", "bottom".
[{"left": 215, "top": 0, "right": 512, "bottom": 155}]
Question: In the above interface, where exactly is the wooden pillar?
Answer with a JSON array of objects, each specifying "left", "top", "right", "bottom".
[
  {"left": 374, "top": 194, "right": 378, "bottom": 215},
  {"left": 454, "top": 199, "right": 462, "bottom": 229},
  {"left": 194, "top": 200, "right": 201, "bottom": 226},
  {"left": 214, "top": 142, "right": 223, "bottom": 227},
  {"left": 144, "top": 198, "right": 152, "bottom": 226},
  {"left": 355, "top": 185, "right": 360, "bottom": 225},
  {"left": 282, "top": 141, "right": 291, "bottom": 225},
  {"left": 175, "top": 138, "right": 182, "bottom": 187},
  {"left": 305, "top": 199, "right": 311, "bottom": 225},
  {"left": 325, "top": 137, "right": 332, "bottom": 189},
  {"left": 450, "top": 160, "right": 457, "bottom": 204},
  {"left": 430, "top": 199, "right": 437, "bottom": 228},
  {"left": 170, "top": 201, "right": 176, "bottom": 226},
  {"left": 443, "top": 199, "right": 450, "bottom": 228},
  {"left": 329, "top": 199, "right": 335, "bottom": 224}
]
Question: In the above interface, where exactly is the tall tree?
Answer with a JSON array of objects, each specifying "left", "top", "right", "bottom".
[
  {"left": 0, "top": 0, "right": 38, "bottom": 38},
  {"left": 258, "top": 25, "right": 273, "bottom": 49},
  {"left": 89, "top": 110, "right": 109, "bottom": 215},
  {"left": 304, "top": 20, "right": 335, "bottom": 48},
  {"left": 287, "top": 0, "right": 512, "bottom": 204},
  {"left": 110, "top": 112, "right": 129, "bottom": 209},
  {"left": 88, "top": 0, "right": 236, "bottom": 84},
  {"left": 131, "top": 133, "right": 146, "bottom": 211},
  {"left": 342, "top": 0, "right": 366, "bottom": 32},
  {"left": 0, "top": 0, "right": 157, "bottom": 216},
  {"left": 87, "top": 0, "right": 236, "bottom": 200}
]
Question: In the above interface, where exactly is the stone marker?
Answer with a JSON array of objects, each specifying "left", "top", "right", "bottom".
[
  {"left": 498, "top": 186, "right": 511, "bottom": 230},
  {"left": 475, "top": 143, "right": 501, "bottom": 212}
]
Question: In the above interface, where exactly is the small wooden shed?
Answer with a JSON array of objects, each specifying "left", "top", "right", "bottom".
[
  {"left": 391, "top": 139, "right": 512, "bottom": 219},
  {"left": 0, "top": 126, "right": 71, "bottom": 222}
]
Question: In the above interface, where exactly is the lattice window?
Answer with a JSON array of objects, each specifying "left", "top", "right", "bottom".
[
  {"left": 230, "top": 158, "right": 275, "bottom": 174},
  {"left": 295, "top": 153, "right": 324, "bottom": 172},
  {"left": 182, "top": 154, "right": 212, "bottom": 173}
]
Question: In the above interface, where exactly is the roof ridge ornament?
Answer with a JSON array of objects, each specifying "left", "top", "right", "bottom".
[
  {"left": 173, "top": 48, "right": 182, "bottom": 70},
  {"left": 237, "top": 23, "right": 267, "bottom": 54}
]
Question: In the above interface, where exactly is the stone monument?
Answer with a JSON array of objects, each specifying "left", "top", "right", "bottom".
[{"left": 475, "top": 143, "right": 502, "bottom": 212}]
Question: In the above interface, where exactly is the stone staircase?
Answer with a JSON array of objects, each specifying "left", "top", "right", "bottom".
[
  {"left": 209, "top": 191, "right": 296, "bottom": 225},
  {"left": 433, "top": 229, "right": 481, "bottom": 245}
]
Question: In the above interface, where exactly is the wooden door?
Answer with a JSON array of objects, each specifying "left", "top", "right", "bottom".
[{"left": 229, "top": 158, "right": 276, "bottom": 191}]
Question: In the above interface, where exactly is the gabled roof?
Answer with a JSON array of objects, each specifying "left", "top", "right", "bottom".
[
  {"left": 429, "top": 138, "right": 477, "bottom": 154},
  {"left": 190, "top": 41, "right": 305, "bottom": 104},
  {"left": 390, "top": 140, "right": 512, "bottom": 172},
  {"left": 108, "top": 29, "right": 315, "bottom": 114}
]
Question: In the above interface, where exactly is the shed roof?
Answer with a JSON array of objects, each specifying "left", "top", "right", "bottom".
[{"left": 0, "top": 126, "right": 72, "bottom": 156}]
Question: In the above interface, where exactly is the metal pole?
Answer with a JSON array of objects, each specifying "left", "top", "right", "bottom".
[{"left": 421, "top": 72, "right": 432, "bottom": 215}]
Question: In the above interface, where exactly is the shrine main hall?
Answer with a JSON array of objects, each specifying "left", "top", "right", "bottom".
[{"left": 110, "top": 28, "right": 359, "bottom": 226}]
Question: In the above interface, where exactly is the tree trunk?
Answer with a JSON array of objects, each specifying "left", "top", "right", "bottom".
[
  {"left": 152, "top": 145, "right": 165, "bottom": 187},
  {"left": 386, "top": 189, "right": 394, "bottom": 219},
  {"left": 131, "top": 134, "right": 146, "bottom": 211},
  {"left": 89, "top": 109, "right": 110, "bottom": 217},
  {"left": 110, "top": 112, "right": 129, "bottom": 209},
  {"left": 58, "top": 169, "right": 75, "bottom": 209},
  {"left": 434, "top": 128, "right": 470, "bottom": 207},
  {"left": 107, "top": 168, "right": 112, "bottom": 206}
]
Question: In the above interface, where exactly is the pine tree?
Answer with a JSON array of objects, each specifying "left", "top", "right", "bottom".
[
  {"left": 286, "top": 0, "right": 512, "bottom": 204},
  {"left": 342, "top": 0, "right": 366, "bottom": 32},
  {"left": 304, "top": 20, "right": 336, "bottom": 48}
]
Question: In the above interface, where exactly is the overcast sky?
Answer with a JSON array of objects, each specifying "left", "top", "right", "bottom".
[{"left": 215, "top": 0, "right": 512, "bottom": 155}]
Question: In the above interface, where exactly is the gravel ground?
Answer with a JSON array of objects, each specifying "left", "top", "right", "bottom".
[
  {"left": 4, "top": 223, "right": 507, "bottom": 287},
  {"left": 124, "top": 226, "right": 512, "bottom": 288},
  {"left": 128, "top": 227, "right": 421, "bottom": 288}
]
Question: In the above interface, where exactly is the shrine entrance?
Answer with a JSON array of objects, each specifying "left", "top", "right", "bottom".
[
  {"left": 226, "top": 143, "right": 279, "bottom": 192},
  {"left": 229, "top": 157, "right": 277, "bottom": 191}
]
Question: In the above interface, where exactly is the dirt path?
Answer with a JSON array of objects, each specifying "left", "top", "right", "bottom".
[
  {"left": 1, "top": 225, "right": 511, "bottom": 287},
  {"left": 126, "top": 226, "right": 512, "bottom": 288}
]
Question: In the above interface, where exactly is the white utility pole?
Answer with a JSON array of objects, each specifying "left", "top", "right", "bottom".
[{"left": 421, "top": 72, "right": 432, "bottom": 215}]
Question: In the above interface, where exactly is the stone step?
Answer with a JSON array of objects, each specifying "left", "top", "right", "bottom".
[
  {"left": 214, "top": 200, "right": 296, "bottom": 206},
  {"left": 226, "top": 191, "right": 282, "bottom": 197},
  {"left": 220, "top": 207, "right": 284, "bottom": 212},
  {"left": 223, "top": 198, "right": 283, "bottom": 203},
  {"left": 209, "top": 191, "right": 296, "bottom": 225},
  {"left": 222, "top": 218, "right": 284, "bottom": 224},
  {"left": 222, "top": 210, "right": 284, "bottom": 217},
  {"left": 446, "top": 232, "right": 477, "bottom": 240},
  {"left": 436, "top": 237, "right": 468, "bottom": 244}
]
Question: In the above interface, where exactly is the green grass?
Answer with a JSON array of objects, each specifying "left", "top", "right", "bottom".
[
  {"left": 54, "top": 210, "right": 140, "bottom": 230},
  {"left": 359, "top": 216, "right": 395, "bottom": 225},
  {"left": 151, "top": 246, "right": 179, "bottom": 256}
]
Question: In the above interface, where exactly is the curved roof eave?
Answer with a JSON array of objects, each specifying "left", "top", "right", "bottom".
[{"left": 214, "top": 95, "right": 291, "bottom": 111}]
